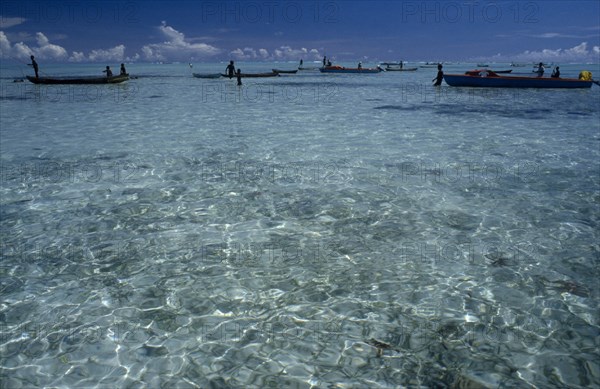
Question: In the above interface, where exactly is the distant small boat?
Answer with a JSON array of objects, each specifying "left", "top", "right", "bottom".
[
  {"left": 444, "top": 71, "right": 592, "bottom": 88},
  {"left": 510, "top": 62, "right": 527, "bottom": 67},
  {"left": 272, "top": 69, "right": 298, "bottom": 74},
  {"left": 319, "top": 66, "right": 382, "bottom": 74},
  {"left": 384, "top": 67, "right": 418, "bottom": 72},
  {"left": 221, "top": 72, "right": 280, "bottom": 78},
  {"left": 26, "top": 75, "right": 129, "bottom": 84},
  {"left": 192, "top": 73, "right": 222, "bottom": 79},
  {"left": 476, "top": 64, "right": 489, "bottom": 67}
]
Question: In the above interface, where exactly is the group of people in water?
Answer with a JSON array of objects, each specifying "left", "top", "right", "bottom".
[
  {"left": 225, "top": 60, "right": 242, "bottom": 85},
  {"left": 430, "top": 61, "right": 561, "bottom": 85},
  {"left": 27, "top": 55, "right": 127, "bottom": 79},
  {"left": 27, "top": 55, "right": 565, "bottom": 86}
]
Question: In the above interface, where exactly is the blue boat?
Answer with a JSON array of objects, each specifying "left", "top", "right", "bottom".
[
  {"left": 319, "top": 66, "right": 382, "bottom": 74},
  {"left": 443, "top": 72, "right": 593, "bottom": 89}
]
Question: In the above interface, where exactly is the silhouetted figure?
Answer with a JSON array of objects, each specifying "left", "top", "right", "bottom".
[
  {"left": 432, "top": 64, "right": 443, "bottom": 86},
  {"left": 236, "top": 69, "right": 242, "bottom": 86},
  {"left": 551, "top": 66, "right": 560, "bottom": 78},
  {"left": 103, "top": 66, "right": 113, "bottom": 77},
  {"left": 536, "top": 62, "right": 544, "bottom": 77},
  {"left": 327, "top": 60, "right": 332, "bottom": 67},
  {"left": 120, "top": 63, "right": 127, "bottom": 76},
  {"left": 323, "top": 56, "right": 326, "bottom": 67},
  {"left": 29, "top": 55, "right": 39, "bottom": 78},
  {"left": 358, "top": 61, "right": 362, "bottom": 69},
  {"left": 300, "top": 59, "right": 303, "bottom": 67},
  {"left": 400, "top": 60, "right": 403, "bottom": 69},
  {"left": 226, "top": 60, "right": 236, "bottom": 79}
]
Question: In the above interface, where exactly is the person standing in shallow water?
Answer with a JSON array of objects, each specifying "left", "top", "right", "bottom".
[
  {"left": 29, "top": 55, "right": 39, "bottom": 78},
  {"left": 432, "top": 64, "right": 443, "bottom": 86},
  {"left": 226, "top": 60, "right": 236, "bottom": 79},
  {"left": 236, "top": 69, "right": 242, "bottom": 86}
]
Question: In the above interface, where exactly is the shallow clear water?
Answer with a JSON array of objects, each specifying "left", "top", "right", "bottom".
[{"left": 1, "top": 62, "right": 599, "bottom": 388}]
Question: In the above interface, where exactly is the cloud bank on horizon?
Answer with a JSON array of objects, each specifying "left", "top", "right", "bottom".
[
  {"left": 0, "top": 21, "right": 326, "bottom": 63},
  {"left": 0, "top": 0, "right": 598, "bottom": 64}
]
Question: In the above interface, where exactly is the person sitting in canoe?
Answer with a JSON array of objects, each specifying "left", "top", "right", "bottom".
[
  {"left": 226, "top": 61, "right": 236, "bottom": 79},
  {"left": 120, "top": 63, "right": 127, "bottom": 76},
  {"left": 536, "top": 62, "right": 544, "bottom": 77},
  {"left": 358, "top": 62, "right": 362, "bottom": 69},
  {"left": 103, "top": 66, "right": 113, "bottom": 77},
  {"left": 432, "top": 64, "right": 443, "bottom": 86},
  {"left": 28, "top": 55, "right": 39, "bottom": 78},
  {"left": 551, "top": 66, "right": 560, "bottom": 78}
]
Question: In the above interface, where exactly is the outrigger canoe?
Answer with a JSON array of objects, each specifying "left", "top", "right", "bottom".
[
  {"left": 221, "top": 72, "right": 280, "bottom": 78},
  {"left": 26, "top": 75, "right": 129, "bottom": 84},
  {"left": 443, "top": 71, "right": 592, "bottom": 88},
  {"left": 319, "top": 66, "right": 382, "bottom": 74},
  {"left": 192, "top": 73, "right": 222, "bottom": 79},
  {"left": 272, "top": 69, "right": 298, "bottom": 74}
]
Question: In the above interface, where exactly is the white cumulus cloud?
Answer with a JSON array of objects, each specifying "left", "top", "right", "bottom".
[
  {"left": 140, "top": 21, "right": 220, "bottom": 61},
  {"left": 0, "top": 31, "right": 67, "bottom": 60},
  {"left": 68, "top": 45, "right": 127, "bottom": 62},
  {"left": 478, "top": 42, "right": 600, "bottom": 63},
  {"left": 0, "top": 31, "right": 11, "bottom": 56},
  {"left": 513, "top": 42, "right": 599, "bottom": 62},
  {"left": 229, "top": 45, "right": 321, "bottom": 61},
  {"left": 34, "top": 32, "right": 68, "bottom": 59}
]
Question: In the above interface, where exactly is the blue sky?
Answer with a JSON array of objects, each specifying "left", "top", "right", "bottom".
[{"left": 1, "top": 0, "right": 599, "bottom": 63}]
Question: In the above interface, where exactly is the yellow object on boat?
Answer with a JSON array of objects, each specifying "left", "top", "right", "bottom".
[{"left": 578, "top": 71, "right": 592, "bottom": 80}]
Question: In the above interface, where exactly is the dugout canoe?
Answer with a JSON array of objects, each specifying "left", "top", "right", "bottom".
[
  {"left": 26, "top": 75, "right": 129, "bottom": 84},
  {"left": 443, "top": 71, "right": 592, "bottom": 88}
]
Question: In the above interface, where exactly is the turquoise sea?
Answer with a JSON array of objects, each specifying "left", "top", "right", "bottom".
[{"left": 1, "top": 61, "right": 599, "bottom": 388}]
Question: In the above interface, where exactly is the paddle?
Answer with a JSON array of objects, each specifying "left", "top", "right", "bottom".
[{"left": 593, "top": 80, "right": 600, "bottom": 87}]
